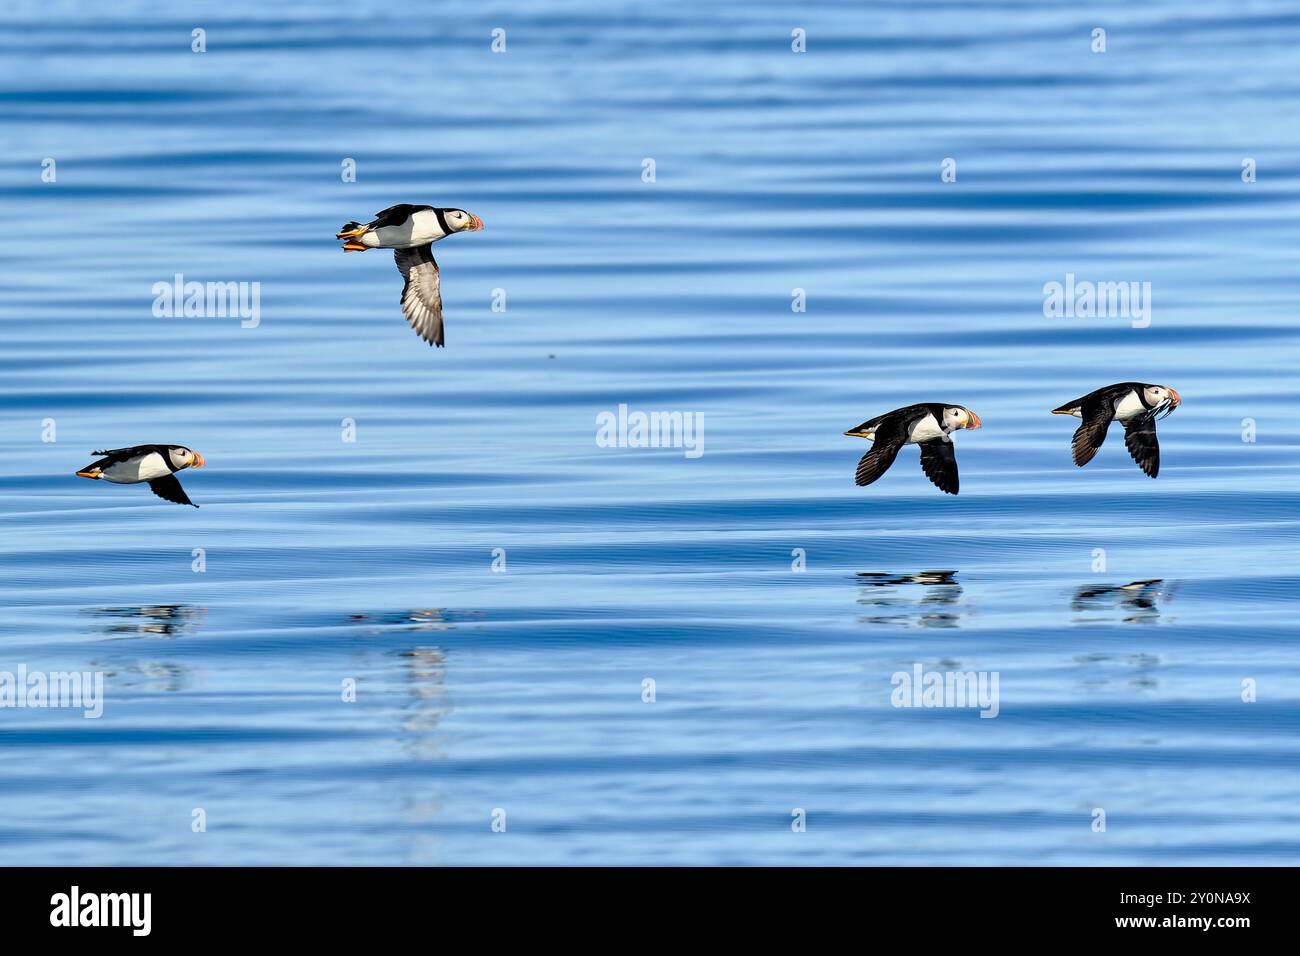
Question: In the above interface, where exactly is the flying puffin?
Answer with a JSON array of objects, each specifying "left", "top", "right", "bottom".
[
  {"left": 844, "top": 403, "right": 982, "bottom": 495},
  {"left": 75, "top": 445, "right": 205, "bottom": 507},
  {"left": 1051, "top": 383, "right": 1181, "bottom": 477},
  {"left": 335, "top": 203, "right": 484, "bottom": 347}
]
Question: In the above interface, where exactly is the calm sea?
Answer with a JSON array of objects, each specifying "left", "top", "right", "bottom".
[{"left": 1, "top": 0, "right": 1298, "bottom": 864}]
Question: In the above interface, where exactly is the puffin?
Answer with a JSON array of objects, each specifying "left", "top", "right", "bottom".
[
  {"left": 1051, "top": 383, "right": 1181, "bottom": 477},
  {"left": 335, "top": 203, "right": 484, "bottom": 347},
  {"left": 75, "top": 445, "right": 205, "bottom": 507},
  {"left": 844, "top": 403, "right": 982, "bottom": 495}
]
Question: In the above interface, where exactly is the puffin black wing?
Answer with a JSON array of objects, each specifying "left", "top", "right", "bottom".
[
  {"left": 918, "top": 438, "right": 959, "bottom": 495},
  {"left": 147, "top": 474, "right": 197, "bottom": 507},
  {"left": 394, "top": 244, "right": 444, "bottom": 347},
  {"left": 91, "top": 445, "right": 156, "bottom": 463},
  {"left": 1070, "top": 397, "right": 1115, "bottom": 467},
  {"left": 854, "top": 415, "right": 908, "bottom": 487},
  {"left": 1123, "top": 416, "right": 1161, "bottom": 478},
  {"left": 372, "top": 203, "right": 433, "bottom": 228}
]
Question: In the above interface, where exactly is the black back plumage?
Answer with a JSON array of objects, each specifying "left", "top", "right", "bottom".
[
  {"left": 370, "top": 203, "right": 434, "bottom": 229},
  {"left": 89, "top": 444, "right": 182, "bottom": 470},
  {"left": 1054, "top": 382, "right": 1144, "bottom": 415}
]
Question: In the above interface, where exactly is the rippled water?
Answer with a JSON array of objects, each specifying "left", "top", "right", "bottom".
[{"left": 1, "top": 1, "right": 1298, "bottom": 865}]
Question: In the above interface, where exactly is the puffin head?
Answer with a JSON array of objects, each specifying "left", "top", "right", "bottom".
[
  {"left": 944, "top": 406, "right": 982, "bottom": 431},
  {"left": 168, "top": 447, "right": 205, "bottom": 470},
  {"left": 442, "top": 208, "right": 484, "bottom": 232},
  {"left": 1143, "top": 384, "right": 1181, "bottom": 416}
]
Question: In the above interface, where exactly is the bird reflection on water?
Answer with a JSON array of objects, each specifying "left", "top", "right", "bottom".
[
  {"left": 343, "top": 611, "right": 456, "bottom": 757},
  {"left": 86, "top": 604, "right": 205, "bottom": 639},
  {"left": 345, "top": 608, "right": 484, "bottom": 634},
  {"left": 1071, "top": 579, "right": 1173, "bottom": 625},
  {"left": 855, "top": 570, "right": 964, "bottom": 628},
  {"left": 397, "top": 646, "right": 453, "bottom": 760}
]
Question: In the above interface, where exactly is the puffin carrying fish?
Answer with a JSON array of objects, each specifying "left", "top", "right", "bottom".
[
  {"left": 1051, "top": 382, "right": 1181, "bottom": 477},
  {"left": 844, "top": 403, "right": 983, "bottom": 495},
  {"left": 75, "top": 445, "right": 206, "bottom": 507},
  {"left": 336, "top": 203, "right": 484, "bottom": 347}
]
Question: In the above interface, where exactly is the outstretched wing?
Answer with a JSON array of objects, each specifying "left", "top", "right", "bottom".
[
  {"left": 394, "top": 245, "right": 444, "bottom": 347},
  {"left": 1071, "top": 397, "right": 1115, "bottom": 467},
  {"left": 373, "top": 203, "right": 433, "bottom": 228},
  {"left": 1123, "top": 416, "right": 1161, "bottom": 478},
  {"left": 91, "top": 445, "right": 149, "bottom": 463},
  {"left": 147, "top": 475, "right": 197, "bottom": 507},
  {"left": 854, "top": 416, "right": 908, "bottom": 487},
  {"left": 918, "top": 438, "right": 960, "bottom": 495}
]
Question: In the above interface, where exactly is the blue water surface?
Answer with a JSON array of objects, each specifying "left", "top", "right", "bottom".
[{"left": 1, "top": 0, "right": 1298, "bottom": 865}]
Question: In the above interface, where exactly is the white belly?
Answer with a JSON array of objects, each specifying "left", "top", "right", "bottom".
[
  {"left": 369, "top": 210, "right": 447, "bottom": 248},
  {"left": 907, "top": 414, "right": 945, "bottom": 443},
  {"left": 102, "top": 453, "right": 170, "bottom": 484},
  {"left": 1113, "top": 390, "right": 1146, "bottom": 421}
]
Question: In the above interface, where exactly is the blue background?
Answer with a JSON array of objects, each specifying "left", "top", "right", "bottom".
[{"left": 0, "top": 1, "right": 1297, "bottom": 864}]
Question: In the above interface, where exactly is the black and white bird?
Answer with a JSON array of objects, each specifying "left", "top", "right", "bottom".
[
  {"left": 75, "top": 445, "right": 205, "bottom": 507},
  {"left": 1051, "top": 383, "right": 1181, "bottom": 478},
  {"left": 844, "top": 403, "right": 982, "bottom": 495},
  {"left": 336, "top": 203, "right": 484, "bottom": 347}
]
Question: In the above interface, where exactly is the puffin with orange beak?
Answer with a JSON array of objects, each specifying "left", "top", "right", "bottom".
[
  {"left": 336, "top": 203, "right": 484, "bottom": 348},
  {"left": 1051, "top": 382, "right": 1181, "bottom": 478},
  {"left": 75, "top": 445, "right": 205, "bottom": 507},
  {"left": 844, "top": 403, "right": 982, "bottom": 495}
]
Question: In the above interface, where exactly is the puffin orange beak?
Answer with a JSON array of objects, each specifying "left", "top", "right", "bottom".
[
  {"left": 1168, "top": 389, "right": 1181, "bottom": 407},
  {"left": 966, "top": 411, "right": 982, "bottom": 429},
  {"left": 192, "top": 453, "right": 205, "bottom": 468},
  {"left": 467, "top": 214, "right": 484, "bottom": 231}
]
